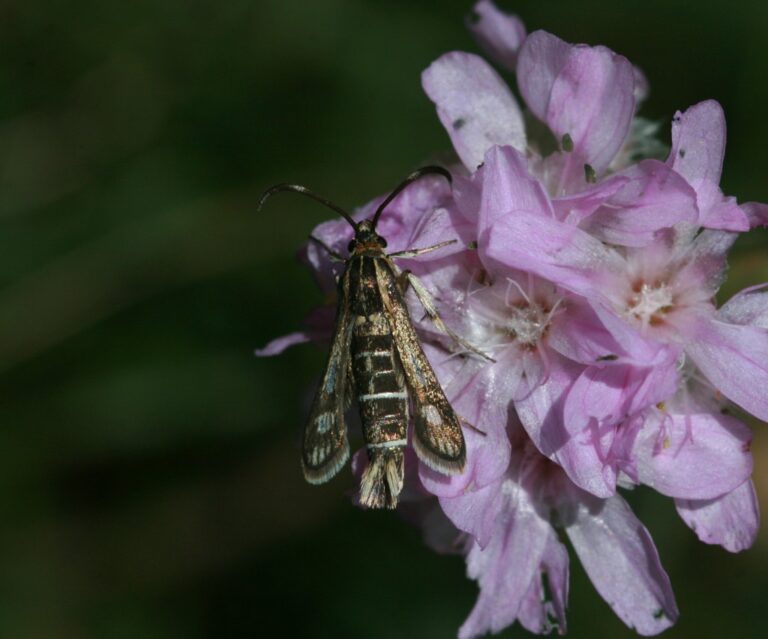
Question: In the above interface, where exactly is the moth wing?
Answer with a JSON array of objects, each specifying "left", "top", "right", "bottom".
[
  {"left": 375, "top": 259, "right": 466, "bottom": 475},
  {"left": 302, "top": 271, "right": 353, "bottom": 484}
]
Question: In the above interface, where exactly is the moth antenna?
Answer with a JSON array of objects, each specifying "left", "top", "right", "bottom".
[
  {"left": 371, "top": 165, "right": 452, "bottom": 230},
  {"left": 257, "top": 183, "right": 358, "bottom": 229}
]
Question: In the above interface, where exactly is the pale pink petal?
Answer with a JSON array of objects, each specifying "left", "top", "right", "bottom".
[
  {"left": 563, "top": 355, "right": 678, "bottom": 451},
  {"left": 466, "top": 0, "right": 527, "bottom": 72},
  {"left": 590, "top": 303, "right": 679, "bottom": 364},
  {"left": 666, "top": 101, "right": 749, "bottom": 231},
  {"left": 682, "top": 229, "right": 737, "bottom": 295},
  {"left": 423, "top": 52, "right": 526, "bottom": 171},
  {"left": 547, "top": 299, "right": 627, "bottom": 364},
  {"left": 581, "top": 160, "right": 699, "bottom": 246},
  {"left": 687, "top": 316, "right": 768, "bottom": 421},
  {"left": 741, "top": 201, "right": 768, "bottom": 228},
  {"left": 477, "top": 145, "right": 554, "bottom": 229},
  {"left": 440, "top": 480, "right": 502, "bottom": 548},
  {"left": 420, "top": 416, "right": 511, "bottom": 498},
  {"left": 452, "top": 172, "right": 483, "bottom": 224},
  {"left": 668, "top": 100, "right": 726, "bottom": 186},
  {"left": 515, "top": 354, "right": 582, "bottom": 457},
  {"left": 557, "top": 358, "right": 677, "bottom": 498},
  {"left": 482, "top": 210, "right": 623, "bottom": 304},
  {"left": 459, "top": 495, "right": 552, "bottom": 639},
  {"left": 405, "top": 203, "right": 475, "bottom": 260},
  {"left": 514, "top": 356, "right": 615, "bottom": 497},
  {"left": 518, "top": 533, "right": 569, "bottom": 635},
  {"left": 564, "top": 342, "right": 679, "bottom": 429},
  {"left": 719, "top": 286, "right": 768, "bottom": 328},
  {"left": 565, "top": 494, "right": 678, "bottom": 635},
  {"left": 629, "top": 411, "right": 753, "bottom": 499},
  {"left": 554, "top": 429, "right": 616, "bottom": 499},
  {"left": 552, "top": 174, "right": 629, "bottom": 224},
  {"left": 254, "top": 331, "right": 313, "bottom": 357},
  {"left": 675, "top": 480, "right": 759, "bottom": 553},
  {"left": 476, "top": 146, "right": 625, "bottom": 298},
  {"left": 418, "top": 345, "right": 513, "bottom": 497},
  {"left": 518, "top": 31, "right": 635, "bottom": 174},
  {"left": 696, "top": 187, "right": 749, "bottom": 231},
  {"left": 515, "top": 30, "right": 570, "bottom": 119}
]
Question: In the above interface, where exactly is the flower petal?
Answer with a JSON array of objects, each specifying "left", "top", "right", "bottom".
[
  {"left": 552, "top": 173, "right": 630, "bottom": 224},
  {"left": 476, "top": 146, "right": 625, "bottom": 299},
  {"left": 517, "top": 532, "right": 570, "bottom": 635},
  {"left": 422, "top": 52, "right": 526, "bottom": 171},
  {"left": 254, "top": 331, "right": 313, "bottom": 356},
  {"left": 440, "top": 480, "right": 502, "bottom": 549},
  {"left": 565, "top": 494, "right": 678, "bottom": 635},
  {"left": 630, "top": 410, "right": 753, "bottom": 499},
  {"left": 420, "top": 415, "right": 511, "bottom": 498},
  {"left": 687, "top": 316, "right": 768, "bottom": 421},
  {"left": 581, "top": 160, "right": 699, "bottom": 246},
  {"left": 466, "top": 0, "right": 527, "bottom": 72},
  {"left": 668, "top": 100, "right": 725, "bottom": 186},
  {"left": 718, "top": 286, "right": 768, "bottom": 328},
  {"left": 515, "top": 353, "right": 582, "bottom": 457},
  {"left": 459, "top": 494, "right": 552, "bottom": 639},
  {"left": 696, "top": 187, "right": 749, "bottom": 231},
  {"left": 517, "top": 31, "right": 636, "bottom": 174},
  {"left": 667, "top": 101, "right": 749, "bottom": 231},
  {"left": 557, "top": 354, "right": 677, "bottom": 498},
  {"left": 477, "top": 144, "right": 554, "bottom": 229},
  {"left": 741, "top": 201, "right": 768, "bottom": 229},
  {"left": 418, "top": 345, "right": 512, "bottom": 498},
  {"left": 547, "top": 298, "right": 627, "bottom": 364},
  {"left": 482, "top": 206, "right": 623, "bottom": 303},
  {"left": 675, "top": 480, "right": 759, "bottom": 553}
]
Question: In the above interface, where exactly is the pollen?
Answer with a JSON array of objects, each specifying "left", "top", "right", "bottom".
[
  {"left": 505, "top": 302, "right": 552, "bottom": 346},
  {"left": 625, "top": 280, "right": 675, "bottom": 328}
]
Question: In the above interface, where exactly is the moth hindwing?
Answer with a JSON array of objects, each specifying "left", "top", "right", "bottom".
[{"left": 259, "top": 166, "right": 479, "bottom": 510}]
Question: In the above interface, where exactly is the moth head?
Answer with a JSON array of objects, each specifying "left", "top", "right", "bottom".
[
  {"left": 257, "top": 166, "right": 452, "bottom": 255},
  {"left": 348, "top": 219, "right": 387, "bottom": 253}
]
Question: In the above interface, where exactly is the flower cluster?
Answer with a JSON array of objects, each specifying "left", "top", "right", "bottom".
[{"left": 260, "top": 1, "right": 767, "bottom": 636}]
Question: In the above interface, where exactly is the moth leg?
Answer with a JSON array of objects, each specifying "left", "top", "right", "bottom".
[
  {"left": 405, "top": 272, "right": 495, "bottom": 362},
  {"left": 396, "top": 269, "right": 412, "bottom": 295},
  {"left": 309, "top": 235, "right": 345, "bottom": 263},
  {"left": 459, "top": 414, "right": 487, "bottom": 437},
  {"left": 388, "top": 239, "right": 457, "bottom": 259}
]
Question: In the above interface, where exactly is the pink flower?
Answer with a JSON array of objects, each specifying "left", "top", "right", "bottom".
[
  {"left": 439, "top": 426, "right": 678, "bottom": 638},
  {"left": 258, "top": 1, "right": 766, "bottom": 635}
]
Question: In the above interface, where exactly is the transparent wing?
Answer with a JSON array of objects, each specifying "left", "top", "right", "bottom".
[
  {"left": 302, "top": 272, "right": 352, "bottom": 483},
  {"left": 374, "top": 259, "right": 466, "bottom": 475}
]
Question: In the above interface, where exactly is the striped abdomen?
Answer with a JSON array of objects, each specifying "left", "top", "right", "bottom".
[{"left": 349, "top": 255, "right": 408, "bottom": 509}]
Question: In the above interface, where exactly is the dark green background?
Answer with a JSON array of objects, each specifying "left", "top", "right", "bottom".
[{"left": 1, "top": 1, "right": 766, "bottom": 637}]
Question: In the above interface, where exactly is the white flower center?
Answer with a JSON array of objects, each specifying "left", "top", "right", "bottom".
[
  {"left": 504, "top": 302, "right": 552, "bottom": 346},
  {"left": 625, "top": 280, "right": 675, "bottom": 327}
]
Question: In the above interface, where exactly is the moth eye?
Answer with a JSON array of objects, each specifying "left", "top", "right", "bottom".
[
  {"left": 380, "top": 237, "right": 387, "bottom": 248},
  {"left": 347, "top": 240, "right": 356, "bottom": 252}
]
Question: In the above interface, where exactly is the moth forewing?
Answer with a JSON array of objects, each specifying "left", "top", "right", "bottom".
[
  {"left": 302, "top": 269, "right": 353, "bottom": 484},
  {"left": 374, "top": 257, "right": 466, "bottom": 475}
]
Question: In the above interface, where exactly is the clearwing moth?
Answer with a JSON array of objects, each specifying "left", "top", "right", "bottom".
[{"left": 258, "top": 167, "right": 489, "bottom": 509}]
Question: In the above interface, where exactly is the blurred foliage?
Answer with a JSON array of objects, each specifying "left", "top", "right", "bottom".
[{"left": 0, "top": 0, "right": 767, "bottom": 637}]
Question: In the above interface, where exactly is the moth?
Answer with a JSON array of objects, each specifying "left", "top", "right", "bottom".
[{"left": 258, "top": 167, "right": 488, "bottom": 508}]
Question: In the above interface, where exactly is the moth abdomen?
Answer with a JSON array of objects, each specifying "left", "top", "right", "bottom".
[
  {"left": 351, "top": 302, "right": 410, "bottom": 508},
  {"left": 359, "top": 447, "right": 405, "bottom": 510}
]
